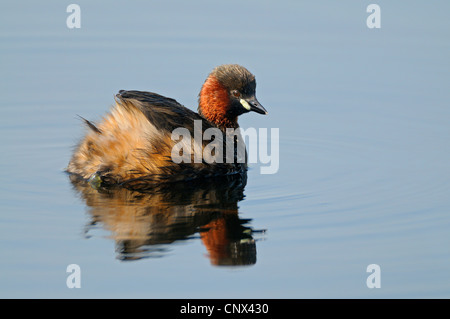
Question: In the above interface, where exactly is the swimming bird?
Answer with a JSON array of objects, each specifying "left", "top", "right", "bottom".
[{"left": 67, "top": 64, "right": 267, "bottom": 190}]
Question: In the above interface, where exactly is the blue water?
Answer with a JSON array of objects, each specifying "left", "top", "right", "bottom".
[{"left": 1, "top": 0, "right": 449, "bottom": 298}]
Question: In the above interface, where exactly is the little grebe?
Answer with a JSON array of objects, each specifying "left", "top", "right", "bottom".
[{"left": 67, "top": 64, "right": 267, "bottom": 189}]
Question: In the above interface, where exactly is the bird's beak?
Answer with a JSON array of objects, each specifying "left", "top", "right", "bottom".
[{"left": 240, "top": 97, "right": 268, "bottom": 115}]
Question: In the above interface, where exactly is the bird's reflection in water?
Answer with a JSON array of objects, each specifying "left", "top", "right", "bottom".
[{"left": 69, "top": 173, "right": 263, "bottom": 266}]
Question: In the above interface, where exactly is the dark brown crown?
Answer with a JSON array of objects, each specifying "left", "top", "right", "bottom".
[{"left": 210, "top": 64, "right": 256, "bottom": 93}]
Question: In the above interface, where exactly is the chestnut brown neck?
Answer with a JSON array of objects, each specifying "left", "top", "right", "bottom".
[{"left": 198, "top": 75, "right": 238, "bottom": 129}]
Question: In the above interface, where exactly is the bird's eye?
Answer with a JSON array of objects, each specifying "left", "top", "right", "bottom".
[{"left": 231, "top": 90, "right": 241, "bottom": 98}]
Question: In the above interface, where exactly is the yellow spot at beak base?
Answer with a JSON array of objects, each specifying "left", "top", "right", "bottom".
[{"left": 240, "top": 99, "right": 251, "bottom": 111}]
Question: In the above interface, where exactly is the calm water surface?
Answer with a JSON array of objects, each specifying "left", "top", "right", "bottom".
[{"left": 1, "top": 1, "right": 450, "bottom": 298}]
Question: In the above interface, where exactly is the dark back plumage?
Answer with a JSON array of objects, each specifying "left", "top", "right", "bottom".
[{"left": 115, "top": 90, "right": 213, "bottom": 135}]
